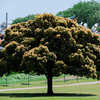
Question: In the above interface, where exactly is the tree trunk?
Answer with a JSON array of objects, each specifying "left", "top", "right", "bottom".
[{"left": 46, "top": 70, "right": 53, "bottom": 95}]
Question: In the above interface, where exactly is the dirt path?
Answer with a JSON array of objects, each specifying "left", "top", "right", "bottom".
[{"left": 0, "top": 81, "right": 100, "bottom": 92}]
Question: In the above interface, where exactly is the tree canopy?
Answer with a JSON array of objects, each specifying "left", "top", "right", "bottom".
[
  {"left": 56, "top": 0, "right": 100, "bottom": 28},
  {"left": 0, "top": 13, "right": 100, "bottom": 94}
]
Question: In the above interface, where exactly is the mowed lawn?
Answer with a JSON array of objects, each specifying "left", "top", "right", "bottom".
[{"left": 0, "top": 82, "right": 100, "bottom": 100}]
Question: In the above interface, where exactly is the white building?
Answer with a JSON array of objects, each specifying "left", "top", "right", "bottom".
[{"left": 0, "top": 22, "right": 11, "bottom": 35}]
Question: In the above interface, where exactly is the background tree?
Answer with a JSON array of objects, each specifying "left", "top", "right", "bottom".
[
  {"left": 56, "top": 0, "right": 100, "bottom": 28},
  {"left": 0, "top": 13, "right": 100, "bottom": 94},
  {"left": 97, "top": 25, "right": 100, "bottom": 32},
  {"left": 12, "top": 14, "right": 36, "bottom": 24}
]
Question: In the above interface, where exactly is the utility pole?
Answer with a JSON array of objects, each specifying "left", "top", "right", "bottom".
[
  {"left": 6, "top": 12, "right": 8, "bottom": 87},
  {"left": 64, "top": 74, "right": 65, "bottom": 83},
  {"left": 6, "top": 73, "right": 7, "bottom": 87},
  {"left": 28, "top": 15, "right": 30, "bottom": 85},
  {"left": 28, "top": 15, "right": 29, "bottom": 21},
  {"left": 98, "top": 19, "right": 99, "bottom": 26},
  {"left": 6, "top": 12, "right": 8, "bottom": 28},
  {"left": 28, "top": 74, "right": 29, "bottom": 85},
  {"left": 87, "top": 18, "right": 88, "bottom": 28}
]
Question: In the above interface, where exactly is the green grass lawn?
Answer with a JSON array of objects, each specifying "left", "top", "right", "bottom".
[
  {"left": 0, "top": 74, "right": 99, "bottom": 100},
  {"left": 0, "top": 83, "right": 100, "bottom": 100}
]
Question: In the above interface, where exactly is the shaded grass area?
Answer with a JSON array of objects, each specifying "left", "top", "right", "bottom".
[
  {"left": 0, "top": 93, "right": 96, "bottom": 97},
  {"left": 0, "top": 84, "right": 99, "bottom": 100}
]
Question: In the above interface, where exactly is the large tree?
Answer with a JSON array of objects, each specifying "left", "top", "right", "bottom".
[
  {"left": 0, "top": 13, "right": 100, "bottom": 94},
  {"left": 56, "top": 0, "right": 100, "bottom": 28}
]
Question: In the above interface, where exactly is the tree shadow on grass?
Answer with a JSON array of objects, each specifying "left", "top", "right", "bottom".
[{"left": 0, "top": 93, "right": 96, "bottom": 97}]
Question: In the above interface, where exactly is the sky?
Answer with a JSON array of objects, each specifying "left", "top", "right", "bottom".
[{"left": 0, "top": 0, "right": 99, "bottom": 24}]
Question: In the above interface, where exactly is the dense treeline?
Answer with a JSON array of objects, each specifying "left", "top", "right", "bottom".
[
  {"left": 12, "top": 14, "right": 36, "bottom": 24},
  {"left": 56, "top": 0, "right": 100, "bottom": 28}
]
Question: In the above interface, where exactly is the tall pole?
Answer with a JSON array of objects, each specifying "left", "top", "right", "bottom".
[
  {"left": 27, "top": 12, "right": 30, "bottom": 84},
  {"left": 28, "top": 15, "right": 29, "bottom": 21},
  {"left": 6, "top": 12, "right": 8, "bottom": 28},
  {"left": 77, "top": 76, "right": 78, "bottom": 82},
  {"left": 6, "top": 12, "right": 8, "bottom": 87},
  {"left": 28, "top": 74, "right": 29, "bottom": 85},
  {"left": 64, "top": 74, "right": 65, "bottom": 83},
  {"left": 28, "top": 15, "right": 30, "bottom": 85},
  {"left": 6, "top": 73, "right": 7, "bottom": 87},
  {"left": 98, "top": 19, "right": 99, "bottom": 27},
  {"left": 87, "top": 18, "right": 88, "bottom": 28}
]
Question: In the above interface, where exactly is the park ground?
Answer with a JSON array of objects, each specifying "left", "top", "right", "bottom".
[{"left": 0, "top": 75, "right": 100, "bottom": 100}]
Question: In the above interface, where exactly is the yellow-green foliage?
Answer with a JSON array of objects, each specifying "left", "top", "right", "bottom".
[
  {"left": 21, "top": 45, "right": 65, "bottom": 75},
  {"left": 0, "top": 13, "right": 100, "bottom": 79}
]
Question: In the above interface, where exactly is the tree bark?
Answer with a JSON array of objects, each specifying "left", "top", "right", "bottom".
[{"left": 46, "top": 69, "right": 53, "bottom": 95}]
